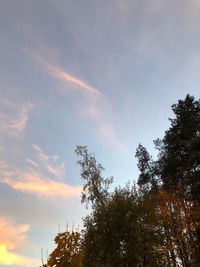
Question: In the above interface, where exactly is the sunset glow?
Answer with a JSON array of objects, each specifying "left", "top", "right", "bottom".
[{"left": 1, "top": 0, "right": 200, "bottom": 266}]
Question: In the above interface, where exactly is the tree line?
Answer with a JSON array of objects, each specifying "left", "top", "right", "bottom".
[{"left": 41, "top": 95, "right": 200, "bottom": 267}]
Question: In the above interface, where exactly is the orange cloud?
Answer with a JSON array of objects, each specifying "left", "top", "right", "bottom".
[
  {"left": 1, "top": 170, "right": 81, "bottom": 198},
  {"left": 0, "top": 217, "right": 29, "bottom": 250},
  {"left": 0, "top": 217, "right": 39, "bottom": 266}
]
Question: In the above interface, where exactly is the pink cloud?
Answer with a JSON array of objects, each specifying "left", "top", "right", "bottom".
[{"left": 32, "top": 54, "right": 100, "bottom": 95}]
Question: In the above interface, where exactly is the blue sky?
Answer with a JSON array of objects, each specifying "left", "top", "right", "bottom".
[{"left": 0, "top": 0, "right": 200, "bottom": 266}]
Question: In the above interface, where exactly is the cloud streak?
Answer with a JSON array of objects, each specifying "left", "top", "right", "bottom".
[
  {"left": 32, "top": 144, "right": 49, "bottom": 162},
  {"left": 32, "top": 144, "right": 66, "bottom": 178},
  {"left": 32, "top": 54, "right": 100, "bottom": 95},
  {"left": 1, "top": 171, "right": 81, "bottom": 198},
  {"left": 0, "top": 161, "right": 81, "bottom": 198}
]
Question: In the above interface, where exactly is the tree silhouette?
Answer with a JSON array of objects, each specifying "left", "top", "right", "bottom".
[
  {"left": 136, "top": 94, "right": 200, "bottom": 266},
  {"left": 41, "top": 95, "right": 200, "bottom": 267}
]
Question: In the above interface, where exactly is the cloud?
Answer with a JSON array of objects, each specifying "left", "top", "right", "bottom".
[
  {"left": 0, "top": 160, "right": 15, "bottom": 179},
  {"left": 32, "top": 144, "right": 66, "bottom": 178},
  {"left": 26, "top": 158, "right": 39, "bottom": 169},
  {"left": 32, "top": 54, "right": 100, "bottom": 96},
  {"left": 32, "top": 53, "right": 127, "bottom": 152},
  {"left": 87, "top": 101, "right": 128, "bottom": 152},
  {"left": 1, "top": 170, "right": 81, "bottom": 198},
  {"left": 0, "top": 245, "right": 39, "bottom": 266},
  {"left": 32, "top": 144, "right": 49, "bottom": 162},
  {"left": 0, "top": 99, "right": 33, "bottom": 137},
  {"left": 0, "top": 217, "right": 30, "bottom": 250},
  {"left": 0, "top": 217, "right": 39, "bottom": 266},
  {"left": 46, "top": 163, "right": 65, "bottom": 178},
  {"left": 9, "top": 104, "right": 33, "bottom": 132},
  {"left": 0, "top": 161, "right": 81, "bottom": 198}
]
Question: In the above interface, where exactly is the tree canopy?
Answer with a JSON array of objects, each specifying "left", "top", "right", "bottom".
[{"left": 41, "top": 94, "right": 200, "bottom": 267}]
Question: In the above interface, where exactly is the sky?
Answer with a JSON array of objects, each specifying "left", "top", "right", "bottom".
[{"left": 0, "top": 0, "right": 200, "bottom": 266}]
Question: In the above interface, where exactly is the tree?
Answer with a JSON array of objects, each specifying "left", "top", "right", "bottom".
[
  {"left": 41, "top": 95, "right": 200, "bottom": 267},
  {"left": 157, "top": 190, "right": 196, "bottom": 267},
  {"left": 135, "top": 94, "right": 200, "bottom": 266},
  {"left": 76, "top": 147, "right": 166, "bottom": 266},
  {"left": 135, "top": 144, "right": 158, "bottom": 189},
  {"left": 42, "top": 231, "right": 83, "bottom": 267},
  {"left": 82, "top": 185, "right": 167, "bottom": 267},
  {"left": 75, "top": 146, "right": 113, "bottom": 209},
  {"left": 155, "top": 94, "right": 200, "bottom": 200}
]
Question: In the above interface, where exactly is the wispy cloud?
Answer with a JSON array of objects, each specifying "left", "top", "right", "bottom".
[
  {"left": 0, "top": 99, "right": 33, "bottom": 137},
  {"left": 46, "top": 163, "right": 65, "bottom": 178},
  {"left": 0, "top": 217, "right": 39, "bottom": 266},
  {"left": 9, "top": 104, "right": 33, "bottom": 132},
  {"left": 32, "top": 53, "right": 127, "bottom": 152},
  {"left": 32, "top": 144, "right": 66, "bottom": 178},
  {"left": 26, "top": 158, "right": 39, "bottom": 169},
  {"left": 87, "top": 101, "right": 128, "bottom": 152},
  {"left": 0, "top": 161, "right": 81, "bottom": 198},
  {"left": 32, "top": 54, "right": 100, "bottom": 95},
  {"left": 32, "top": 144, "right": 49, "bottom": 162},
  {"left": 0, "top": 160, "right": 14, "bottom": 178},
  {"left": 1, "top": 170, "right": 81, "bottom": 198}
]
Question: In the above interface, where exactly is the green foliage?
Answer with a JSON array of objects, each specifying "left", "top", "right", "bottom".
[{"left": 82, "top": 185, "right": 167, "bottom": 267}]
